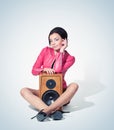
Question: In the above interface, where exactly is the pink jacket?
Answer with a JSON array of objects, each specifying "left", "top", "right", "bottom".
[{"left": 32, "top": 47, "right": 75, "bottom": 88}]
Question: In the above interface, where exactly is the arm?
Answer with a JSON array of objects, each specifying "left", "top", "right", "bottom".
[
  {"left": 54, "top": 52, "right": 75, "bottom": 73},
  {"left": 31, "top": 47, "right": 46, "bottom": 75},
  {"left": 54, "top": 39, "right": 75, "bottom": 73},
  {"left": 32, "top": 47, "right": 55, "bottom": 75}
]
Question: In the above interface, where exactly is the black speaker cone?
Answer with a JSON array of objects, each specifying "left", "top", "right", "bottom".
[
  {"left": 42, "top": 90, "right": 59, "bottom": 106},
  {"left": 46, "top": 79, "right": 56, "bottom": 89}
]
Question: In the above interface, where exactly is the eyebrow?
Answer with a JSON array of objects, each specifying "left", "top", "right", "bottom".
[{"left": 50, "top": 36, "right": 59, "bottom": 41}]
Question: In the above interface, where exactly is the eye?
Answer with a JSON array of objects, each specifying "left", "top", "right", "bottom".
[{"left": 55, "top": 38, "right": 59, "bottom": 41}]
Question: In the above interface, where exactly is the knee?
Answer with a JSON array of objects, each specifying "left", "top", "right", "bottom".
[
  {"left": 20, "top": 87, "right": 28, "bottom": 97},
  {"left": 70, "top": 82, "right": 79, "bottom": 92}
]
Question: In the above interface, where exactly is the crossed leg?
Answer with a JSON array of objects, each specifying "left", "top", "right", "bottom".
[{"left": 20, "top": 82, "right": 79, "bottom": 115}]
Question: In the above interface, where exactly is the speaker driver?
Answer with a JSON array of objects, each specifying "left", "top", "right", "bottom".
[
  {"left": 46, "top": 79, "right": 56, "bottom": 89},
  {"left": 42, "top": 90, "right": 59, "bottom": 106}
]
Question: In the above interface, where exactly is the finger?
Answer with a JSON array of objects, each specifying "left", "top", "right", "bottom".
[
  {"left": 50, "top": 69, "right": 55, "bottom": 74},
  {"left": 46, "top": 69, "right": 52, "bottom": 74},
  {"left": 46, "top": 69, "right": 49, "bottom": 73},
  {"left": 50, "top": 70, "right": 54, "bottom": 74}
]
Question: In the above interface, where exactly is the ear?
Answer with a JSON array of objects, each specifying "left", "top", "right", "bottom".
[
  {"left": 61, "top": 39, "right": 65, "bottom": 44},
  {"left": 62, "top": 38, "right": 65, "bottom": 41}
]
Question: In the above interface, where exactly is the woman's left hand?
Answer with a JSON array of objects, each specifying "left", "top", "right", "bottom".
[{"left": 60, "top": 39, "right": 68, "bottom": 53}]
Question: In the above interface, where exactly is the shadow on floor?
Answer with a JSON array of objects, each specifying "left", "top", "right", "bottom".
[{"left": 63, "top": 80, "right": 106, "bottom": 112}]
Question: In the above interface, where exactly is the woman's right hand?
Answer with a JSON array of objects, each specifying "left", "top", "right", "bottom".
[{"left": 43, "top": 68, "right": 55, "bottom": 74}]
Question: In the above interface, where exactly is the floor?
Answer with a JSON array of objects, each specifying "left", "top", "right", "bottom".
[{"left": 0, "top": 80, "right": 113, "bottom": 130}]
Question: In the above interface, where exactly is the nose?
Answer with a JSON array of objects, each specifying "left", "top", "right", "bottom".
[{"left": 51, "top": 41, "right": 55, "bottom": 45}]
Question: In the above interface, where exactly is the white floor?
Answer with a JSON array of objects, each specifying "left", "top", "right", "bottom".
[{"left": 0, "top": 79, "right": 113, "bottom": 130}]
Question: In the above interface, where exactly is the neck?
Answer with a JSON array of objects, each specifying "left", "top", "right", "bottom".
[{"left": 54, "top": 49, "right": 60, "bottom": 55}]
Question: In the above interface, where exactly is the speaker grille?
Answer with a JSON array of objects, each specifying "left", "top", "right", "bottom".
[
  {"left": 46, "top": 79, "right": 56, "bottom": 89},
  {"left": 42, "top": 90, "right": 59, "bottom": 106}
]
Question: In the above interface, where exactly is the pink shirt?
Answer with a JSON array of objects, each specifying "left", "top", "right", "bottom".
[{"left": 32, "top": 46, "right": 75, "bottom": 88}]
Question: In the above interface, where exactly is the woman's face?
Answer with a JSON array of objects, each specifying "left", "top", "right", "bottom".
[{"left": 49, "top": 33, "right": 64, "bottom": 51}]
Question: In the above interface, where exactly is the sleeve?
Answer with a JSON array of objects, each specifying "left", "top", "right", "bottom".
[
  {"left": 54, "top": 51, "right": 75, "bottom": 73},
  {"left": 31, "top": 47, "right": 47, "bottom": 75}
]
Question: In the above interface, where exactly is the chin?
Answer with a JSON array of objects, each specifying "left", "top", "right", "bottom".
[{"left": 54, "top": 48, "right": 60, "bottom": 52}]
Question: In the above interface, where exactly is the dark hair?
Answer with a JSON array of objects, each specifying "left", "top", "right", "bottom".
[{"left": 48, "top": 27, "right": 68, "bottom": 44}]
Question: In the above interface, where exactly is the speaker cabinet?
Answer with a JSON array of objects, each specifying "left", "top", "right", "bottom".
[{"left": 39, "top": 73, "right": 63, "bottom": 106}]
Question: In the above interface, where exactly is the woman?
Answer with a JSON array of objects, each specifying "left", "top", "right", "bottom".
[{"left": 20, "top": 27, "right": 79, "bottom": 121}]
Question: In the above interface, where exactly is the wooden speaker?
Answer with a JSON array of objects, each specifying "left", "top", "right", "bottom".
[{"left": 39, "top": 73, "right": 63, "bottom": 106}]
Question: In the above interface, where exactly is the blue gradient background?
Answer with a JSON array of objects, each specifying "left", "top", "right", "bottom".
[{"left": 0, "top": 0, "right": 113, "bottom": 130}]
